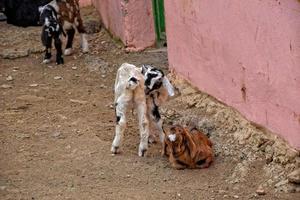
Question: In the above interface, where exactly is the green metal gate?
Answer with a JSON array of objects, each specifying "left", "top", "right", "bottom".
[{"left": 152, "top": 0, "right": 166, "bottom": 46}]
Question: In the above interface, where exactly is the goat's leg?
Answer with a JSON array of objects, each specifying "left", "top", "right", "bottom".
[
  {"left": 111, "top": 102, "right": 128, "bottom": 154},
  {"left": 64, "top": 28, "right": 75, "bottom": 56},
  {"left": 147, "top": 115, "right": 156, "bottom": 144},
  {"left": 146, "top": 100, "right": 157, "bottom": 144},
  {"left": 54, "top": 35, "right": 64, "bottom": 65},
  {"left": 169, "top": 153, "right": 186, "bottom": 170},
  {"left": 148, "top": 99, "right": 166, "bottom": 156},
  {"left": 43, "top": 36, "right": 52, "bottom": 64},
  {"left": 154, "top": 114, "right": 166, "bottom": 157},
  {"left": 149, "top": 100, "right": 165, "bottom": 143},
  {"left": 136, "top": 102, "right": 149, "bottom": 157},
  {"left": 75, "top": 16, "right": 89, "bottom": 53}
]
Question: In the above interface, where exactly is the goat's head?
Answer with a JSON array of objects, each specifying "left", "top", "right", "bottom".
[
  {"left": 141, "top": 64, "right": 174, "bottom": 96},
  {"left": 39, "top": 5, "right": 60, "bottom": 37}
]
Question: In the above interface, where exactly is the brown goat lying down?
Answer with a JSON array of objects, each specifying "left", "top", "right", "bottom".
[{"left": 163, "top": 125, "right": 213, "bottom": 169}]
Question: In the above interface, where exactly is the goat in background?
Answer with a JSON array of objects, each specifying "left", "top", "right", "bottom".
[{"left": 39, "top": 0, "right": 88, "bottom": 64}]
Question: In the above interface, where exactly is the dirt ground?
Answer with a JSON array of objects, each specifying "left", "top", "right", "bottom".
[{"left": 0, "top": 7, "right": 299, "bottom": 200}]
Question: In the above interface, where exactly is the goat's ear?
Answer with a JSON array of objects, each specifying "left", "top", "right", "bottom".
[
  {"left": 163, "top": 77, "right": 175, "bottom": 96},
  {"left": 38, "top": 6, "right": 45, "bottom": 14},
  {"left": 141, "top": 64, "right": 148, "bottom": 74},
  {"left": 38, "top": 8, "right": 45, "bottom": 25}
]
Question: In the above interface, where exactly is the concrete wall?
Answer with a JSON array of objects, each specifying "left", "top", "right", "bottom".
[
  {"left": 92, "top": 0, "right": 156, "bottom": 51},
  {"left": 165, "top": 0, "right": 300, "bottom": 149}
]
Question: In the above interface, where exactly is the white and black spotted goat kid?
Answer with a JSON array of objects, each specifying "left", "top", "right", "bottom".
[
  {"left": 39, "top": 0, "right": 89, "bottom": 65},
  {"left": 141, "top": 64, "right": 174, "bottom": 144},
  {"left": 111, "top": 63, "right": 174, "bottom": 157},
  {"left": 112, "top": 63, "right": 150, "bottom": 157},
  {"left": 40, "top": 4, "right": 64, "bottom": 64}
]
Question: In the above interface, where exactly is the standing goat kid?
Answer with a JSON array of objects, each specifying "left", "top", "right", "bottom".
[
  {"left": 141, "top": 64, "right": 174, "bottom": 144},
  {"left": 112, "top": 63, "right": 149, "bottom": 157},
  {"left": 39, "top": 0, "right": 88, "bottom": 64},
  {"left": 111, "top": 63, "right": 174, "bottom": 157}
]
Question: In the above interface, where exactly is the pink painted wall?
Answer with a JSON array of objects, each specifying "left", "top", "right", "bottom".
[
  {"left": 92, "top": 0, "right": 125, "bottom": 41},
  {"left": 79, "top": 0, "right": 92, "bottom": 7},
  {"left": 165, "top": 0, "right": 300, "bottom": 149},
  {"left": 92, "top": 0, "right": 156, "bottom": 51}
]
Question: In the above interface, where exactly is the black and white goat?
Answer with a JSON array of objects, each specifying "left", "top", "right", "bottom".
[
  {"left": 111, "top": 63, "right": 174, "bottom": 157},
  {"left": 39, "top": 0, "right": 88, "bottom": 64},
  {"left": 142, "top": 64, "right": 174, "bottom": 144}
]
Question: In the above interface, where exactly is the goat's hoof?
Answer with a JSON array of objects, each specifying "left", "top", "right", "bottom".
[
  {"left": 82, "top": 48, "right": 89, "bottom": 54},
  {"left": 42, "top": 59, "right": 51, "bottom": 64},
  {"left": 82, "top": 45, "right": 89, "bottom": 54},
  {"left": 56, "top": 57, "right": 64, "bottom": 65},
  {"left": 64, "top": 48, "right": 73, "bottom": 56},
  {"left": 138, "top": 149, "right": 147, "bottom": 157},
  {"left": 111, "top": 146, "right": 119, "bottom": 154}
]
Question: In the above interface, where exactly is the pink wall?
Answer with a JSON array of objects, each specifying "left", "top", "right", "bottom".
[
  {"left": 79, "top": 0, "right": 92, "bottom": 7},
  {"left": 165, "top": 0, "right": 300, "bottom": 149},
  {"left": 92, "top": 0, "right": 155, "bottom": 51},
  {"left": 92, "top": 0, "right": 125, "bottom": 41}
]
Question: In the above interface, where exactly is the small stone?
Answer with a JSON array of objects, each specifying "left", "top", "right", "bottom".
[
  {"left": 101, "top": 74, "right": 106, "bottom": 78},
  {"left": 54, "top": 76, "right": 63, "bottom": 80},
  {"left": 1, "top": 84, "right": 12, "bottom": 89},
  {"left": 286, "top": 149, "right": 299, "bottom": 162},
  {"left": 71, "top": 66, "right": 77, "bottom": 70},
  {"left": 17, "top": 133, "right": 30, "bottom": 139},
  {"left": 126, "top": 175, "right": 131, "bottom": 178},
  {"left": 70, "top": 99, "right": 88, "bottom": 105},
  {"left": 52, "top": 132, "right": 64, "bottom": 139},
  {"left": 275, "top": 179, "right": 289, "bottom": 188},
  {"left": 233, "top": 195, "right": 239, "bottom": 199},
  {"left": 1, "top": 49, "right": 29, "bottom": 59},
  {"left": 287, "top": 168, "right": 300, "bottom": 184},
  {"left": 57, "top": 114, "right": 67, "bottom": 120},
  {"left": 0, "top": 186, "right": 6, "bottom": 190},
  {"left": 6, "top": 75, "right": 13, "bottom": 81},
  {"left": 223, "top": 195, "right": 228, "bottom": 198},
  {"left": 177, "top": 193, "right": 181, "bottom": 197},
  {"left": 256, "top": 186, "right": 266, "bottom": 195},
  {"left": 100, "top": 84, "right": 107, "bottom": 89},
  {"left": 29, "top": 84, "right": 38, "bottom": 87}
]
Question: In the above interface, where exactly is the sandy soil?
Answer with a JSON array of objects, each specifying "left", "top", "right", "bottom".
[{"left": 0, "top": 7, "right": 299, "bottom": 200}]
